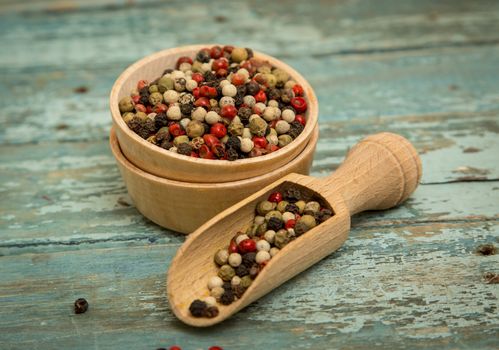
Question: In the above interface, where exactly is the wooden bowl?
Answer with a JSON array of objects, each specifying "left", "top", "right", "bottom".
[
  {"left": 110, "top": 124, "right": 319, "bottom": 234},
  {"left": 109, "top": 44, "right": 318, "bottom": 183}
]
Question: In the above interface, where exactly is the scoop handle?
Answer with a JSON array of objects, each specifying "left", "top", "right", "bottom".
[{"left": 323, "top": 132, "right": 422, "bottom": 215}]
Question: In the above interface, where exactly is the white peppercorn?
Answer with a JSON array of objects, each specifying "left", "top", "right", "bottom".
[
  {"left": 256, "top": 240, "right": 271, "bottom": 252},
  {"left": 228, "top": 253, "right": 242, "bottom": 267},
  {"left": 282, "top": 211, "right": 296, "bottom": 222},
  {"left": 235, "top": 234, "right": 249, "bottom": 245},
  {"left": 255, "top": 250, "right": 271, "bottom": 264},
  {"left": 179, "top": 62, "right": 191, "bottom": 72},
  {"left": 167, "top": 105, "right": 181, "bottom": 120},
  {"left": 219, "top": 96, "right": 235, "bottom": 107},
  {"left": 262, "top": 106, "right": 278, "bottom": 121},
  {"left": 240, "top": 138, "right": 254, "bottom": 153},
  {"left": 222, "top": 84, "right": 237, "bottom": 97},
  {"left": 275, "top": 120, "right": 291, "bottom": 134},
  {"left": 207, "top": 276, "right": 224, "bottom": 290},
  {"left": 219, "top": 79, "right": 230, "bottom": 88},
  {"left": 214, "top": 249, "right": 229, "bottom": 265},
  {"left": 254, "top": 216, "right": 265, "bottom": 225},
  {"left": 242, "top": 128, "right": 252, "bottom": 139},
  {"left": 191, "top": 106, "right": 207, "bottom": 121},
  {"left": 304, "top": 201, "right": 321, "bottom": 214},
  {"left": 210, "top": 286, "right": 225, "bottom": 299},
  {"left": 205, "top": 111, "right": 221, "bottom": 124},
  {"left": 282, "top": 109, "right": 296, "bottom": 123},
  {"left": 185, "top": 79, "right": 197, "bottom": 91},
  {"left": 243, "top": 95, "right": 256, "bottom": 107},
  {"left": 179, "top": 117, "right": 190, "bottom": 129},
  {"left": 231, "top": 276, "right": 241, "bottom": 286},
  {"left": 266, "top": 134, "right": 279, "bottom": 146},
  {"left": 237, "top": 68, "right": 250, "bottom": 80},
  {"left": 170, "top": 70, "right": 185, "bottom": 79},
  {"left": 163, "top": 90, "right": 179, "bottom": 104},
  {"left": 204, "top": 296, "right": 217, "bottom": 306},
  {"left": 264, "top": 230, "right": 276, "bottom": 244}
]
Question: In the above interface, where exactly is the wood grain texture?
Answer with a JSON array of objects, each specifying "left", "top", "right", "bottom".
[{"left": 0, "top": 0, "right": 498, "bottom": 348}]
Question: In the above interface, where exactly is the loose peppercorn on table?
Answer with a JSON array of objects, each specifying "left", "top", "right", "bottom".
[{"left": 1, "top": 1, "right": 498, "bottom": 350}]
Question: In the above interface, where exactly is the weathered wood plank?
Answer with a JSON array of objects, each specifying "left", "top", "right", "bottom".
[
  {"left": 1, "top": 113, "right": 498, "bottom": 255},
  {"left": 0, "top": 221, "right": 497, "bottom": 349},
  {"left": 1, "top": 0, "right": 499, "bottom": 71},
  {"left": 1, "top": 45, "right": 499, "bottom": 144}
]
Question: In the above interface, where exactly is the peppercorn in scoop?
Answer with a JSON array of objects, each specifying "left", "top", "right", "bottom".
[
  {"left": 189, "top": 187, "right": 333, "bottom": 318},
  {"left": 118, "top": 45, "right": 308, "bottom": 160}
]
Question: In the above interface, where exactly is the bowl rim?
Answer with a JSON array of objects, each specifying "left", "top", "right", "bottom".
[
  {"left": 110, "top": 124, "right": 319, "bottom": 189},
  {"left": 109, "top": 44, "right": 318, "bottom": 168}
]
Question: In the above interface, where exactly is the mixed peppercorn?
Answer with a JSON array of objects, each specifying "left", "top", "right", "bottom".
[
  {"left": 189, "top": 187, "right": 333, "bottom": 317},
  {"left": 118, "top": 45, "right": 308, "bottom": 160}
]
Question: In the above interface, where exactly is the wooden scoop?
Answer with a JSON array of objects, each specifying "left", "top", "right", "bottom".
[{"left": 167, "top": 132, "right": 422, "bottom": 327}]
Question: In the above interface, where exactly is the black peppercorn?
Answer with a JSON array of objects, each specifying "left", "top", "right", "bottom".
[
  {"left": 237, "top": 85, "right": 247, "bottom": 96},
  {"left": 155, "top": 112, "right": 168, "bottom": 129},
  {"left": 295, "top": 221, "right": 309, "bottom": 236},
  {"left": 227, "top": 148, "right": 239, "bottom": 161},
  {"left": 74, "top": 298, "right": 88, "bottom": 314},
  {"left": 245, "top": 48, "right": 254, "bottom": 59},
  {"left": 160, "top": 140, "right": 173, "bottom": 150},
  {"left": 163, "top": 68, "right": 174, "bottom": 75},
  {"left": 205, "top": 306, "right": 219, "bottom": 318},
  {"left": 189, "top": 299, "right": 208, "bottom": 317},
  {"left": 137, "top": 119, "right": 156, "bottom": 139},
  {"left": 180, "top": 103, "right": 193, "bottom": 116},
  {"left": 234, "top": 94, "right": 244, "bottom": 106},
  {"left": 226, "top": 135, "right": 241, "bottom": 150},
  {"left": 237, "top": 107, "right": 252, "bottom": 122},
  {"left": 212, "top": 143, "right": 226, "bottom": 158},
  {"left": 139, "top": 94, "right": 149, "bottom": 106},
  {"left": 246, "top": 81, "right": 260, "bottom": 96},
  {"left": 233, "top": 285, "right": 246, "bottom": 298},
  {"left": 204, "top": 71, "right": 217, "bottom": 82},
  {"left": 267, "top": 217, "right": 284, "bottom": 231},
  {"left": 196, "top": 50, "right": 210, "bottom": 63},
  {"left": 177, "top": 142, "right": 193, "bottom": 156},
  {"left": 235, "top": 264, "right": 249, "bottom": 277},
  {"left": 267, "top": 88, "right": 281, "bottom": 101},
  {"left": 285, "top": 203, "right": 300, "bottom": 214},
  {"left": 288, "top": 121, "right": 305, "bottom": 139},
  {"left": 249, "top": 264, "right": 260, "bottom": 278},
  {"left": 242, "top": 252, "right": 257, "bottom": 267},
  {"left": 222, "top": 281, "right": 232, "bottom": 291},
  {"left": 220, "top": 290, "right": 234, "bottom": 305},
  {"left": 283, "top": 188, "right": 302, "bottom": 202}
]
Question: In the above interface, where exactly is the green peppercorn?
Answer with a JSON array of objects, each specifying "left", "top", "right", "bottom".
[
  {"left": 256, "top": 200, "right": 274, "bottom": 216},
  {"left": 265, "top": 210, "right": 282, "bottom": 222},
  {"left": 214, "top": 249, "right": 229, "bottom": 265},
  {"left": 298, "top": 214, "right": 317, "bottom": 229},
  {"left": 240, "top": 275, "right": 253, "bottom": 289},
  {"left": 264, "top": 73, "right": 277, "bottom": 88},
  {"left": 245, "top": 223, "right": 259, "bottom": 238},
  {"left": 256, "top": 222, "right": 267, "bottom": 236},
  {"left": 135, "top": 111, "right": 148, "bottom": 122},
  {"left": 148, "top": 84, "right": 159, "bottom": 93},
  {"left": 186, "top": 120, "right": 205, "bottom": 138},
  {"left": 294, "top": 221, "right": 309, "bottom": 236},
  {"left": 281, "top": 88, "right": 295, "bottom": 103},
  {"left": 231, "top": 47, "right": 248, "bottom": 63},
  {"left": 274, "top": 229, "right": 290, "bottom": 249},
  {"left": 276, "top": 200, "right": 289, "bottom": 213},
  {"left": 119, "top": 96, "right": 134, "bottom": 113},
  {"left": 249, "top": 116, "right": 268, "bottom": 137},
  {"left": 257, "top": 64, "right": 272, "bottom": 74},
  {"left": 278, "top": 134, "right": 293, "bottom": 147},
  {"left": 218, "top": 264, "right": 236, "bottom": 281},
  {"left": 272, "top": 68, "right": 290, "bottom": 86},
  {"left": 295, "top": 200, "right": 306, "bottom": 214},
  {"left": 158, "top": 76, "right": 174, "bottom": 92},
  {"left": 122, "top": 112, "right": 135, "bottom": 124},
  {"left": 228, "top": 121, "right": 244, "bottom": 136},
  {"left": 148, "top": 92, "right": 163, "bottom": 106},
  {"left": 173, "top": 135, "right": 190, "bottom": 146}
]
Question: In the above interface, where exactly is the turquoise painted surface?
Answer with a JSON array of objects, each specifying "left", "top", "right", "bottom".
[{"left": 0, "top": 1, "right": 498, "bottom": 349}]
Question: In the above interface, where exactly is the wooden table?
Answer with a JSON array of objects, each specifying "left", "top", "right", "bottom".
[{"left": 1, "top": 1, "right": 498, "bottom": 349}]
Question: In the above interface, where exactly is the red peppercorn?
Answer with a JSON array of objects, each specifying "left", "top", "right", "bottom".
[
  {"left": 295, "top": 114, "right": 306, "bottom": 126},
  {"left": 223, "top": 45, "right": 234, "bottom": 53},
  {"left": 153, "top": 103, "right": 167, "bottom": 114},
  {"left": 268, "top": 144, "right": 280, "bottom": 152},
  {"left": 252, "top": 136, "right": 268, "bottom": 149},
  {"left": 210, "top": 123, "right": 227, "bottom": 138},
  {"left": 268, "top": 191, "right": 283, "bottom": 203},
  {"left": 131, "top": 95, "right": 140, "bottom": 104},
  {"left": 135, "top": 104, "right": 146, "bottom": 113},
  {"left": 200, "top": 86, "right": 211, "bottom": 98},
  {"left": 292, "top": 84, "right": 304, "bottom": 97},
  {"left": 216, "top": 68, "right": 228, "bottom": 77},
  {"left": 228, "top": 240, "right": 239, "bottom": 253},
  {"left": 169, "top": 123, "right": 185, "bottom": 137},
  {"left": 208, "top": 347, "right": 223, "bottom": 350},
  {"left": 211, "top": 143, "right": 226, "bottom": 158},
  {"left": 269, "top": 120, "right": 278, "bottom": 129},
  {"left": 285, "top": 219, "right": 296, "bottom": 229},
  {"left": 169, "top": 346, "right": 182, "bottom": 350},
  {"left": 254, "top": 90, "right": 267, "bottom": 103},
  {"left": 190, "top": 151, "right": 199, "bottom": 158},
  {"left": 194, "top": 97, "right": 210, "bottom": 109},
  {"left": 137, "top": 80, "right": 148, "bottom": 90},
  {"left": 208, "top": 87, "right": 218, "bottom": 98},
  {"left": 176, "top": 56, "right": 193, "bottom": 69},
  {"left": 232, "top": 73, "right": 245, "bottom": 86},
  {"left": 192, "top": 87, "right": 200, "bottom": 99},
  {"left": 203, "top": 134, "right": 220, "bottom": 147},
  {"left": 191, "top": 72, "right": 204, "bottom": 84},
  {"left": 145, "top": 105, "right": 153, "bottom": 114},
  {"left": 210, "top": 46, "right": 223, "bottom": 59},
  {"left": 212, "top": 58, "right": 229, "bottom": 71},
  {"left": 291, "top": 97, "right": 307, "bottom": 113},
  {"left": 241, "top": 61, "right": 255, "bottom": 75},
  {"left": 239, "top": 239, "right": 257, "bottom": 253},
  {"left": 199, "top": 144, "right": 215, "bottom": 159},
  {"left": 221, "top": 105, "right": 237, "bottom": 119}
]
